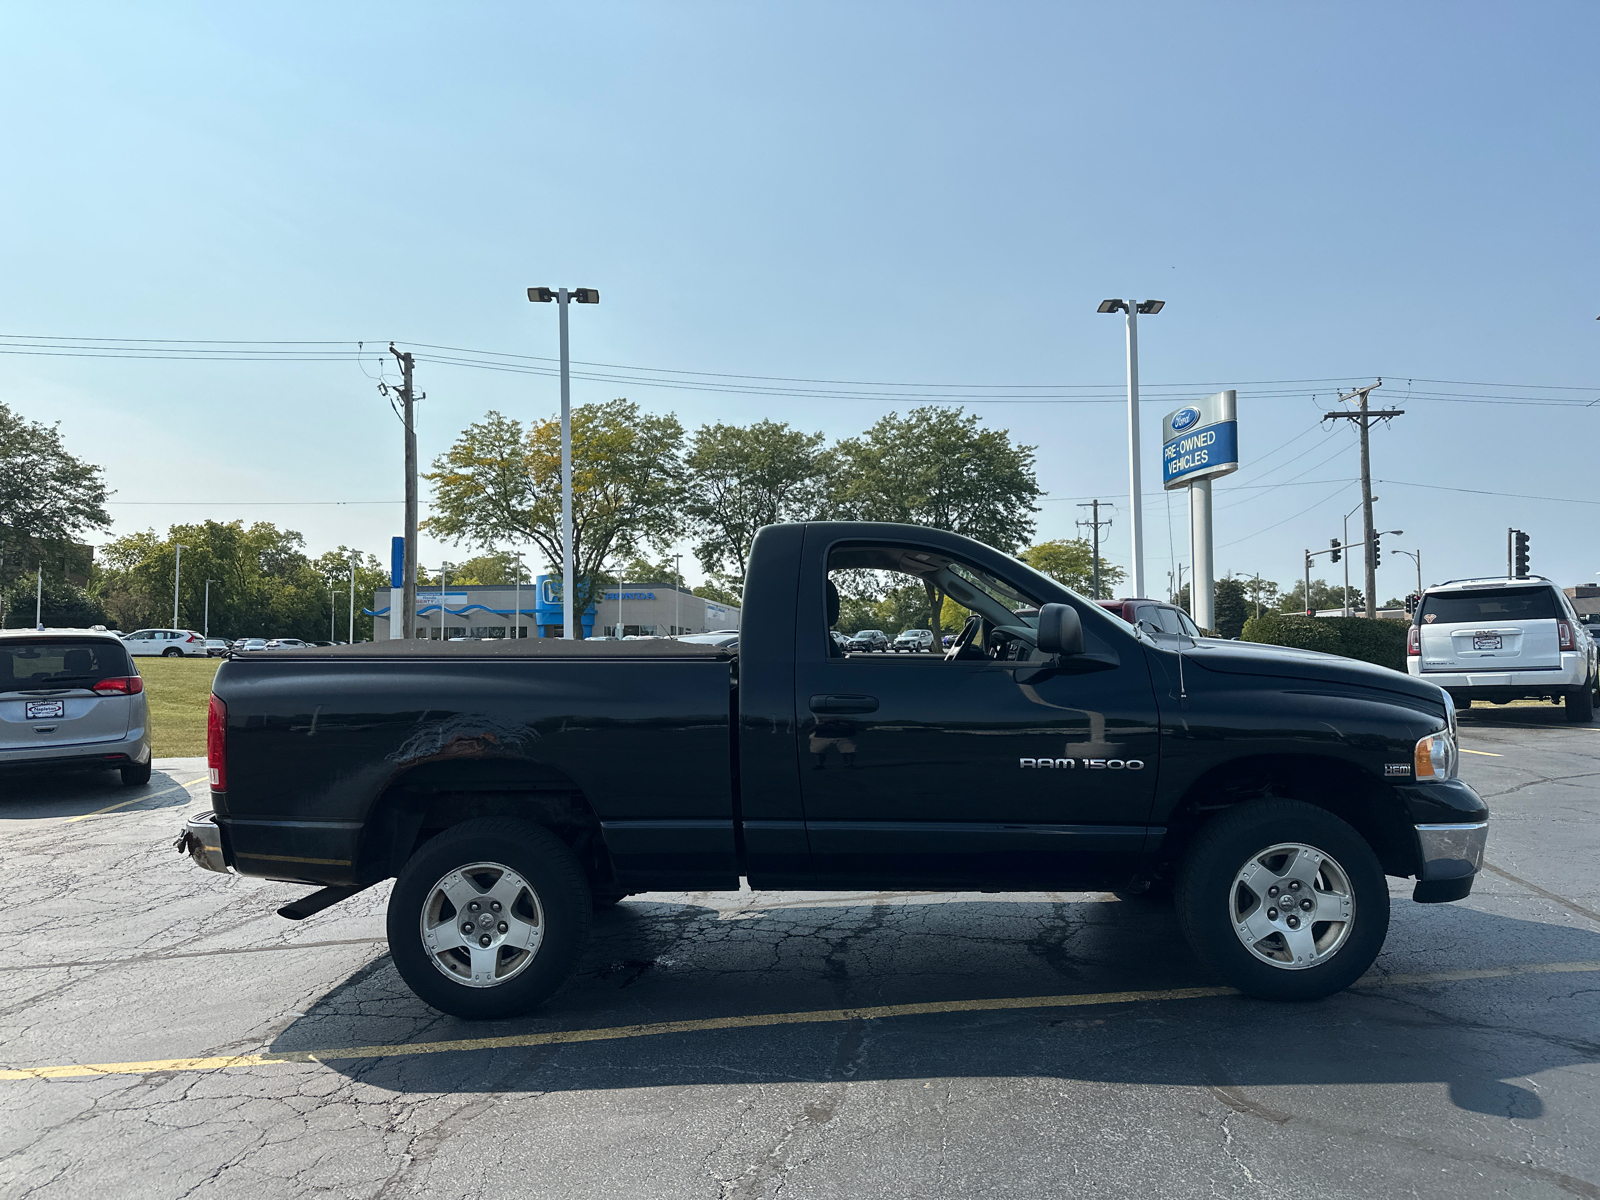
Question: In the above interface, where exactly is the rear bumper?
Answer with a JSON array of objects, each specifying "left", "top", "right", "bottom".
[
  {"left": 178, "top": 810, "right": 231, "bottom": 873},
  {"left": 0, "top": 728, "right": 150, "bottom": 773},
  {"left": 1410, "top": 655, "right": 1586, "bottom": 697}
]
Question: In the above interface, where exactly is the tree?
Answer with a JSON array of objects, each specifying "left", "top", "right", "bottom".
[
  {"left": 425, "top": 401, "right": 686, "bottom": 630},
  {"left": 1213, "top": 577, "right": 1249, "bottom": 639},
  {"left": 1241, "top": 576, "right": 1281, "bottom": 619},
  {"left": 430, "top": 552, "right": 532, "bottom": 587},
  {"left": 830, "top": 405, "right": 1041, "bottom": 626},
  {"left": 1018, "top": 538, "right": 1126, "bottom": 598},
  {"left": 0, "top": 401, "right": 111, "bottom": 625},
  {"left": 91, "top": 521, "right": 329, "bottom": 640},
  {"left": 692, "top": 581, "right": 742, "bottom": 608},
  {"left": 1278, "top": 578, "right": 1362, "bottom": 614},
  {"left": 311, "top": 547, "right": 389, "bottom": 641},
  {"left": 685, "top": 420, "right": 830, "bottom": 586}
]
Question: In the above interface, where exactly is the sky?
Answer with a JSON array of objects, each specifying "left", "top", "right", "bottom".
[{"left": 1, "top": 3, "right": 1595, "bottom": 604}]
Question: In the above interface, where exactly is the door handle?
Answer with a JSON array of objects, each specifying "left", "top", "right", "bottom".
[{"left": 809, "top": 694, "right": 879, "bottom": 714}]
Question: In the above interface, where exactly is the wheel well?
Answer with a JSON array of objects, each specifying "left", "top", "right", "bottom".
[
  {"left": 1154, "top": 755, "right": 1420, "bottom": 882},
  {"left": 357, "top": 759, "right": 619, "bottom": 894}
]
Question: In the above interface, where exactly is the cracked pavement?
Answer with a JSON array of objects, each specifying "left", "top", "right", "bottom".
[{"left": 1, "top": 706, "right": 1599, "bottom": 1199}]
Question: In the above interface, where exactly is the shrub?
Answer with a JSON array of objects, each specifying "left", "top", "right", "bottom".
[{"left": 1240, "top": 613, "right": 1408, "bottom": 673}]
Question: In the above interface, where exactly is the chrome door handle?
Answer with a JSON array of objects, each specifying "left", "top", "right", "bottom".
[{"left": 809, "top": 694, "right": 879, "bottom": 714}]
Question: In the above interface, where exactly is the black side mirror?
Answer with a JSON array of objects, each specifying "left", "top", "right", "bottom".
[{"left": 1036, "top": 603, "right": 1085, "bottom": 657}]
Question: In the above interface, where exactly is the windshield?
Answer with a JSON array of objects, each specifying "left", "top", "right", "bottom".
[
  {"left": 1419, "top": 586, "right": 1557, "bottom": 625},
  {"left": 0, "top": 639, "right": 134, "bottom": 693}
]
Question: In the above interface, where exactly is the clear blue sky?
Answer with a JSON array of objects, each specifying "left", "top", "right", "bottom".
[{"left": 2, "top": 3, "right": 1595, "bottom": 601}]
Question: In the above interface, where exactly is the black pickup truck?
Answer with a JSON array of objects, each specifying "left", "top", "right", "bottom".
[{"left": 180, "top": 522, "right": 1487, "bottom": 1018}]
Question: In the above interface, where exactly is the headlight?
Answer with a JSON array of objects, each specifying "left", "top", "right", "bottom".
[{"left": 1414, "top": 728, "right": 1458, "bottom": 782}]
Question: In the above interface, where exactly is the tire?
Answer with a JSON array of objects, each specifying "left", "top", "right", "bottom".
[
  {"left": 591, "top": 891, "right": 628, "bottom": 910},
  {"left": 1567, "top": 682, "right": 1595, "bottom": 724},
  {"left": 387, "top": 818, "right": 592, "bottom": 1019},
  {"left": 162, "top": 647, "right": 182, "bottom": 657},
  {"left": 120, "top": 760, "right": 152, "bottom": 787},
  {"left": 1175, "top": 799, "right": 1389, "bottom": 1002}
]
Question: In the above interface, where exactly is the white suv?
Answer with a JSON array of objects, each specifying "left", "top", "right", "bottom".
[
  {"left": 122, "top": 628, "right": 209, "bottom": 657},
  {"left": 891, "top": 628, "right": 936, "bottom": 652},
  {"left": 1407, "top": 576, "right": 1599, "bottom": 722}
]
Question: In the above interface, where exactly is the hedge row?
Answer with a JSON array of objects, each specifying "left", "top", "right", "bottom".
[{"left": 1238, "top": 613, "right": 1409, "bottom": 673}]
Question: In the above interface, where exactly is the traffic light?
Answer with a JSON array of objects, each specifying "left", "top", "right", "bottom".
[
  {"left": 1514, "top": 529, "right": 1530, "bottom": 577},
  {"left": 1405, "top": 593, "right": 1419, "bottom": 615},
  {"left": 1370, "top": 533, "right": 1382, "bottom": 569},
  {"left": 1330, "top": 538, "right": 1341, "bottom": 564}
]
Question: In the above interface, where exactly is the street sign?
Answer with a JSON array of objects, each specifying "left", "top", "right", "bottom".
[{"left": 1162, "top": 391, "right": 1239, "bottom": 490}]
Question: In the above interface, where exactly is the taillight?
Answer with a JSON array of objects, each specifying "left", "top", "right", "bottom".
[
  {"left": 1558, "top": 621, "right": 1576, "bottom": 652},
  {"left": 187, "top": 634, "right": 201, "bottom": 643},
  {"left": 92, "top": 676, "right": 144, "bottom": 695},
  {"left": 207, "top": 694, "right": 228, "bottom": 790},
  {"left": 1407, "top": 626, "right": 1420, "bottom": 656}
]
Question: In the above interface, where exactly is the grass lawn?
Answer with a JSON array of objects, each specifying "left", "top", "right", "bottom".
[{"left": 136, "top": 656, "right": 221, "bottom": 757}]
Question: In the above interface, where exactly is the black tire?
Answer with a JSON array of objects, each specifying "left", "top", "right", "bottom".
[
  {"left": 1175, "top": 799, "right": 1389, "bottom": 1002},
  {"left": 120, "top": 760, "right": 152, "bottom": 787},
  {"left": 162, "top": 647, "right": 182, "bottom": 657},
  {"left": 1566, "top": 682, "right": 1595, "bottom": 723},
  {"left": 387, "top": 818, "right": 591, "bottom": 1019},
  {"left": 591, "top": 891, "right": 629, "bottom": 910}
]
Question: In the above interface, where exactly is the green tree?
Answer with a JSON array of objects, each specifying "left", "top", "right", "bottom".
[
  {"left": 1018, "top": 538, "right": 1126, "bottom": 598},
  {"left": 424, "top": 401, "right": 686, "bottom": 631},
  {"left": 692, "top": 581, "right": 742, "bottom": 608},
  {"left": 829, "top": 405, "right": 1041, "bottom": 626},
  {"left": 311, "top": 547, "right": 389, "bottom": 641},
  {"left": 430, "top": 552, "right": 533, "bottom": 587},
  {"left": 685, "top": 420, "right": 830, "bottom": 585},
  {"left": 1240, "top": 576, "right": 1281, "bottom": 620},
  {"left": 91, "top": 521, "right": 332, "bottom": 640},
  {"left": 1213, "top": 576, "right": 1250, "bottom": 639},
  {"left": 0, "top": 401, "right": 111, "bottom": 625},
  {"left": 1278, "top": 578, "right": 1362, "bottom": 614}
]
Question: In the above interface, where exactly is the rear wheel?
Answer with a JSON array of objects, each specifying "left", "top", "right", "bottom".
[
  {"left": 1567, "top": 682, "right": 1595, "bottom": 723},
  {"left": 120, "top": 760, "right": 151, "bottom": 786},
  {"left": 1176, "top": 800, "right": 1388, "bottom": 1001},
  {"left": 387, "top": 818, "right": 591, "bottom": 1019},
  {"left": 161, "top": 647, "right": 182, "bottom": 657}
]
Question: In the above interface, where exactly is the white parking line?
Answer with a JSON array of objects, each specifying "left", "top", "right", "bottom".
[{"left": 66, "top": 777, "right": 208, "bottom": 823}]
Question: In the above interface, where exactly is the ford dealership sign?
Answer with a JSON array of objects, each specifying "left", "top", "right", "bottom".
[{"left": 1162, "top": 391, "right": 1239, "bottom": 489}]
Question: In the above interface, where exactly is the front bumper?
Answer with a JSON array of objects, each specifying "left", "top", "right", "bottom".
[
  {"left": 176, "top": 810, "right": 231, "bottom": 873},
  {"left": 1411, "top": 821, "right": 1488, "bottom": 902}
]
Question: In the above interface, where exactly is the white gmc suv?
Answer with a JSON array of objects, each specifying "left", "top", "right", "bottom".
[{"left": 1407, "top": 576, "right": 1599, "bottom": 722}]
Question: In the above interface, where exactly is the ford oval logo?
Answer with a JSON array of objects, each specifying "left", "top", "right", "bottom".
[{"left": 1170, "top": 406, "right": 1201, "bottom": 432}]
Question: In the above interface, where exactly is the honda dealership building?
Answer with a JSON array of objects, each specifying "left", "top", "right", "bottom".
[{"left": 369, "top": 576, "right": 740, "bottom": 641}]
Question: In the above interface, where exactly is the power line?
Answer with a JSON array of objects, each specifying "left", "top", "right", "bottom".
[{"left": 1374, "top": 479, "right": 1600, "bottom": 507}]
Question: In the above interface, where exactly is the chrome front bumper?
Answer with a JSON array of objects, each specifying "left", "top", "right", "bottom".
[
  {"left": 176, "top": 810, "right": 230, "bottom": 874},
  {"left": 1415, "top": 821, "right": 1488, "bottom": 881}
]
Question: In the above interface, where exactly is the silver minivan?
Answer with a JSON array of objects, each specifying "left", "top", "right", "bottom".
[{"left": 0, "top": 629, "right": 152, "bottom": 785}]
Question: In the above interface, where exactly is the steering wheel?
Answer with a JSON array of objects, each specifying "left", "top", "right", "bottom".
[{"left": 944, "top": 614, "right": 982, "bottom": 662}]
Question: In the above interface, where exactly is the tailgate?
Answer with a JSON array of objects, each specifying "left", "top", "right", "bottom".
[
  {"left": 0, "top": 690, "right": 131, "bottom": 750},
  {"left": 1416, "top": 585, "right": 1564, "bottom": 673}
]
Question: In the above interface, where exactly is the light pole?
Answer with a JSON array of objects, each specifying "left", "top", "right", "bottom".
[
  {"left": 529, "top": 285, "right": 600, "bottom": 638},
  {"left": 348, "top": 550, "right": 357, "bottom": 643},
  {"left": 1097, "top": 299, "right": 1164, "bottom": 598},
  {"left": 203, "top": 579, "right": 218, "bottom": 637},
  {"left": 1341, "top": 498, "right": 1368, "bottom": 616},
  {"left": 672, "top": 553, "right": 682, "bottom": 635},
  {"left": 513, "top": 551, "right": 524, "bottom": 640},
  {"left": 1393, "top": 548, "right": 1423, "bottom": 605},
  {"left": 173, "top": 543, "right": 187, "bottom": 629},
  {"left": 35, "top": 563, "right": 43, "bottom": 629},
  {"left": 329, "top": 583, "right": 337, "bottom": 641}
]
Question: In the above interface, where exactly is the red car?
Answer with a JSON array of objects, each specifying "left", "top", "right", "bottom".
[{"left": 1096, "top": 598, "right": 1201, "bottom": 640}]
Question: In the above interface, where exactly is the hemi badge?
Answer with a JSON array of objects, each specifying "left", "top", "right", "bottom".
[{"left": 1385, "top": 763, "right": 1412, "bottom": 777}]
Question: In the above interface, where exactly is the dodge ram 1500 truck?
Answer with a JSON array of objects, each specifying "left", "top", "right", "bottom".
[{"left": 179, "top": 521, "right": 1487, "bottom": 1019}]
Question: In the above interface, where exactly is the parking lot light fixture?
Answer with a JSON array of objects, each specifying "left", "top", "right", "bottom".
[{"left": 1096, "top": 298, "right": 1165, "bottom": 599}]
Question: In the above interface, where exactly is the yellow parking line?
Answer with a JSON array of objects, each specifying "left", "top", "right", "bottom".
[
  {"left": 66, "top": 777, "right": 208, "bottom": 823},
  {"left": 1460, "top": 748, "right": 1502, "bottom": 757},
  {"left": 5, "top": 959, "right": 1597, "bottom": 1082}
]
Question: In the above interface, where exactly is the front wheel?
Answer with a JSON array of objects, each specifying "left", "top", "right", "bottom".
[
  {"left": 1176, "top": 800, "right": 1388, "bottom": 1001},
  {"left": 387, "top": 818, "right": 591, "bottom": 1019}
]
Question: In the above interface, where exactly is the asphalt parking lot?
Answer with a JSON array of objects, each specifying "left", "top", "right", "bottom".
[{"left": 1, "top": 705, "right": 1597, "bottom": 1199}]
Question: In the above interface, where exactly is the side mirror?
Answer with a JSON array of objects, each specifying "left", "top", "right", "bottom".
[{"left": 1036, "top": 603, "right": 1085, "bottom": 657}]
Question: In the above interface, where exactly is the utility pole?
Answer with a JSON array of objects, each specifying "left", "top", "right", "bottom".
[
  {"left": 1325, "top": 380, "right": 1403, "bottom": 618},
  {"left": 1076, "top": 500, "right": 1114, "bottom": 599},
  {"left": 391, "top": 344, "right": 420, "bottom": 640}
]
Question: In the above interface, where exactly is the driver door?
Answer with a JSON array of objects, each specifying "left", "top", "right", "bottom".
[{"left": 793, "top": 531, "right": 1160, "bottom": 890}]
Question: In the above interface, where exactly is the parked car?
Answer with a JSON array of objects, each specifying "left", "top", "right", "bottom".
[
  {"left": 891, "top": 628, "right": 935, "bottom": 652},
  {"left": 1097, "top": 599, "right": 1202, "bottom": 642},
  {"left": 122, "top": 628, "right": 209, "bottom": 657},
  {"left": 265, "top": 639, "right": 310, "bottom": 650},
  {"left": 1408, "top": 576, "right": 1599, "bottom": 721},
  {"left": 202, "top": 638, "right": 231, "bottom": 657},
  {"left": 678, "top": 631, "right": 739, "bottom": 649},
  {"left": 234, "top": 639, "right": 270, "bottom": 653},
  {"left": 182, "top": 519, "right": 1483, "bottom": 1020},
  {"left": 0, "top": 628, "right": 152, "bottom": 785},
  {"left": 844, "top": 628, "right": 889, "bottom": 652}
]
